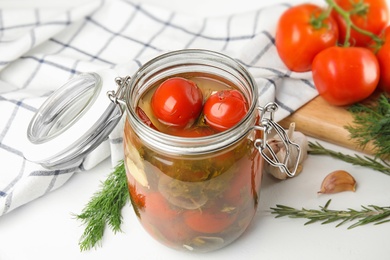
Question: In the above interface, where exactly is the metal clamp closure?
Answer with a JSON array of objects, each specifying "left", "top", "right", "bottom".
[
  {"left": 254, "top": 102, "right": 301, "bottom": 177},
  {"left": 107, "top": 76, "right": 130, "bottom": 115}
]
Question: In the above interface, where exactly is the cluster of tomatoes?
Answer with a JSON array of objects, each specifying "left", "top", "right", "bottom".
[
  {"left": 150, "top": 77, "right": 248, "bottom": 134},
  {"left": 275, "top": 0, "right": 390, "bottom": 106}
]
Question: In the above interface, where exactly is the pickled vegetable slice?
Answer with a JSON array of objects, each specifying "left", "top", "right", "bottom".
[{"left": 125, "top": 143, "right": 148, "bottom": 188}]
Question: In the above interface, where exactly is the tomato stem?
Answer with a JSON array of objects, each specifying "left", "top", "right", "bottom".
[
  {"left": 310, "top": 6, "right": 333, "bottom": 30},
  {"left": 325, "top": 0, "right": 384, "bottom": 47},
  {"left": 349, "top": 0, "right": 369, "bottom": 16}
]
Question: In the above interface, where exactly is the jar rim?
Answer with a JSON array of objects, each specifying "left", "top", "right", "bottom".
[{"left": 125, "top": 49, "right": 258, "bottom": 155}]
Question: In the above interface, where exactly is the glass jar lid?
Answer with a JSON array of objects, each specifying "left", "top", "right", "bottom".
[{"left": 24, "top": 70, "right": 122, "bottom": 169}]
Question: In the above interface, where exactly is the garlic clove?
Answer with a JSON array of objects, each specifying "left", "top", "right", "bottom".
[
  {"left": 318, "top": 170, "right": 356, "bottom": 194},
  {"left": 264, "top": 122, "right": 308, "bottom": 180}
]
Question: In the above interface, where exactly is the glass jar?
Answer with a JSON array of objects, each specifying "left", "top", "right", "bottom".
[
  {"left": 111, "top": 49, "right": 300, "bottom": 252},
  {"left": 26, "top": 48, "right": 300, "bottom": 253}
]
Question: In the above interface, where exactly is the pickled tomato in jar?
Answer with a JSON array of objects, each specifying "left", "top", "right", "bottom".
[{"left": 123, "top": 71, "right": 263, "bottom": 252}]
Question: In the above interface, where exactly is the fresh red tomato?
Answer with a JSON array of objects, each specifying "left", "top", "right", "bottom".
[
  {"left": 203, "top": 89, "right": 248, "bottom": 132},
  {"left": 184, "top": 209, "right": 237, "bottom": 234},
  {"left": 151, "top": 77, "right": 203, "bottom": 128},
  {"left": 375, "top": 26, "right": 390, "bottom": 93},
  {"left": 312, "top": 46, "right": 380, "bottom": 106},
  {"left": 275, "top": 3, "right": 339, "bottom": 72},
  {"left": 332, "top": 0, "right": 389, "bottom": 47}
]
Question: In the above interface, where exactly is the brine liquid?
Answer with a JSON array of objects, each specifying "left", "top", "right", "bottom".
[{"left": 124, "top": 73, "right": 263, "bottom": 252}]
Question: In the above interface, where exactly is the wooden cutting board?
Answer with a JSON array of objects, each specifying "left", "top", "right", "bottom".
[{"left": 279, "top": 95, "right": 376, "bottom": 155}]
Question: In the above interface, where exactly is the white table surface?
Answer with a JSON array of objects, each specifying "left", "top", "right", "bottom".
[{"left": 1, "top": 0, "right": 390, "bottom": 259}]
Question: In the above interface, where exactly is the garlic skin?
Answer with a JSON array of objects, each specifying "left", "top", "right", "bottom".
[
  {"left": 264, "top": 122, "right": 308, "bottom": 180},
  {"left": 318, "top": 170, "right": 356, "bottom": 194}
]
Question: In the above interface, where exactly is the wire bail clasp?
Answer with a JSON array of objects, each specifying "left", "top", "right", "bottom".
[
  {"left": 254, "top": 102, "right": 301, "bottom": 177},
  {"left": 107, "top": 76, "right": 130, "bottom": 115}
]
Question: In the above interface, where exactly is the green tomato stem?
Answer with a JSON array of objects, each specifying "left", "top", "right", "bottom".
[
  {"left": 310, "top": 6, "right": 334, "bottom": 30},
  {"left": 349, "top": 0, "right": 369, "bottom": 15},
  {"left": 325, "top": 0, "right": 384, "bottom": 47}
]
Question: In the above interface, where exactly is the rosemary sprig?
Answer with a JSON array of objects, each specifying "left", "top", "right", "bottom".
[
  {"left": 308, "top": 141, "right": 390, "bottom": 175},
  {"left": 271, "top": 200, "right": 390, "bottom": 229},
  {"left": 74, "top": 161, "right": 129, "bottom": 251}
]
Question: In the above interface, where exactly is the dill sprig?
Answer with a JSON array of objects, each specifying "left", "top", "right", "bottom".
[
  {"left": 308, "top": 141, "right": 390, "bottom": 175},
  {"left": 345, "top": 94, "right": 390, "bottom": 160},
  {"left": 308, "top": 93, "right": 390, "bottom": 176},
  {"left": 271, "top": 199, "right": 390, "bottom": 229},
  {"left": 74, "top": 161, "right": 129, "bottom": 251}
]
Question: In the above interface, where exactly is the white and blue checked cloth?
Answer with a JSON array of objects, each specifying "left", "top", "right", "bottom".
[{"left": 0, "top": 0, "right": 317, "bottom": 216}]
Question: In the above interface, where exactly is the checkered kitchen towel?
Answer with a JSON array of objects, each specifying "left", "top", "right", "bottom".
[{"left": 0, "top": 0, "right": 317, "bottom": 216}]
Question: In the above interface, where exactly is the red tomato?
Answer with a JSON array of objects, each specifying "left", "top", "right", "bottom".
[
  {"left": 223, "top": 151, "right": 262, "bottom": 206},
  {"left": 332, "top": 0, "right": 389, "bottom": 47},
  {"left": 375, "top": 26, "right": 390, "bottom": 93},
  {"left": 128, "top": 182, "right": 146, "bottom": 211},
  {"left": 312, "top": 46, "right": 380, "bottom": 106},
  {"left": 275, "top": 4, "right": 339, "bottom": 72},
  {"left": 155, "top": 219, "right": 192, "bottom": 245},
  {"left": 224, "top": 167, "right": 250, "bottom": 206},
  {"left": 144, "top": 192, "right": 178, "bottom": 222},
  {"left": 142, "top": 193, "right": 187, "bottom": 244},
  {"left": 136, "top": 107, "right": 158, "bottom": 130},
  {"left": 203, "top": 89, "right": 248, "bottom": 132},
  {"left": 184, "top": 209, "right": 237, "bottom": 234},
  {"left": 151, "top": 77, "right": 203, "bottom": 128}
]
